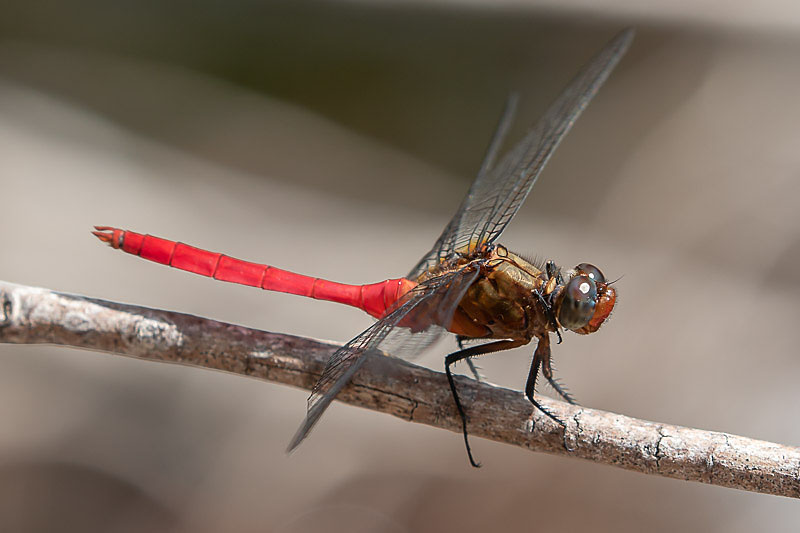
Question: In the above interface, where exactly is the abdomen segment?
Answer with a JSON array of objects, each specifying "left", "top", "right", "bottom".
[{"left": 92, "top": 226, "right": 415, "bottom": 319}]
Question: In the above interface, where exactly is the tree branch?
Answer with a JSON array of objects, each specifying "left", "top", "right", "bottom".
[{"left": 0, "top": 280, "right": 798, "bottom": 498}]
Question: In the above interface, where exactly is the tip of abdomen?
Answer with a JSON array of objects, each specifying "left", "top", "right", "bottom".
[{"left": 91, "top": 226, "right": 123, "bottom": 249}]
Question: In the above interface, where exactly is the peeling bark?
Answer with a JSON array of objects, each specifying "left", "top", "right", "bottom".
[{"left": 0, "top": 280, "right": 798, "bottom": 498}]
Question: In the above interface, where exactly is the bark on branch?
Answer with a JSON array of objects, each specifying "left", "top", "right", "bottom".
[{"left": 0, "top": 280, "right": 797, "bottom": 498}]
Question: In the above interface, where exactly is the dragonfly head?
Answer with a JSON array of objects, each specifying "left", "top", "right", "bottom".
[{"left": 554, "top": 263, "right": 616, "bottom": 335}]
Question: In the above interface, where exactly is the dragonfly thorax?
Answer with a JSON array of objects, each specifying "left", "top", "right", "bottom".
[{"left": 443, "top": 248, "right": 551, "bottom": 342}]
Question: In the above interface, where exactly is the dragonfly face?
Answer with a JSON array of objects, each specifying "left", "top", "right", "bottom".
[{"left": 553, "top": 263, "right": 617, "bottom": 334}]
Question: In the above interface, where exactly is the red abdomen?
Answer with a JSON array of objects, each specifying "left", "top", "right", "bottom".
[{"left": 92, "top": 227, "right": 416, "bottom": 319}]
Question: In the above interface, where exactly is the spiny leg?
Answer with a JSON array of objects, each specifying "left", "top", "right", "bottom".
[
  {"left": 536, "top": 264, "right": 574, "bottom": 402},
  {"left": 456, "top": 335, "right": 484, "bottom": 382},
  {"left": 545, "top": 376, "right": 577, "bottom": 405},
  {"left": 541, "top": 356, "right": 578, "bottom": 405},
  {"left": 542, "top": 260, "right": 564, "bottom": 344},
  {"left": 534, "top": 291, "right": 562, "bottom": 345},
  {"left": 525, "top": 335, "right": 567, "bottom": 428},
  {"left": 446, "top": 339, "right": 525, "bottom": 468}
]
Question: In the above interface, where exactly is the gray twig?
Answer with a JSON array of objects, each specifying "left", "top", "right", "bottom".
[{"left": 0, "top": 280, "right": 797, "bottom": 498}]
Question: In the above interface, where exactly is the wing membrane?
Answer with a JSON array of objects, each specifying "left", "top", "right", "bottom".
[
  {"left": 409, "top": 93, "right": 518, "bottom": 278},
  {"left": 287, "top": 266, "right": 480, "bottom": 451},
  {"left": 409, "top": 28, "right": 634, "bottom": 279}
]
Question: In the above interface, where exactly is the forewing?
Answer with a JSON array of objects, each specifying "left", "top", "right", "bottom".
[
  {"left": 409, "top": 28, "right": 634, "bottom": 279},
  {"left": 408, "top": 93, "right": 518, "bottom": 278},
  {"left": 287, "top": 267, "right": 480, "bottom": 451}
]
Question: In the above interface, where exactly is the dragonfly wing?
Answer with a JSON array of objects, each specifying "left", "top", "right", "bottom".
[
  {"left": 409, "top": 94, "right": 518, "bottom": 278},
  {"left": 476, "top": 93, "right": 520, "bottom": 184},
  {"left": 381, "top": 265, "right": 480, "bottom": 356},
  {"left": 409, "top": 28, "right": 634, "bottom": 279},
  {"left": 287, "top": 266, "right": 480, "bottom": 451}
]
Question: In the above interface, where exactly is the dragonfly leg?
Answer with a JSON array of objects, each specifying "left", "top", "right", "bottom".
[
  {"left": 534, "top": 289, "right": 562, "bottom": 345},
  {"left": 456, "top": 336, "right": 484, "bottom": 382},
  {"left": 540, "top": 353, "right": 578, "bottom": 405},
  {"left": 525, "top": 335, "right": 567, "bottom": 428},
  {"left": 545, "top": 260, "right": 563, "bottom": 285},
  {"left": 446, "top": 339, "right": 526, "bottom": 468},
  {"left": 465, "top": 359, "right": 483, "bottom": 383}
]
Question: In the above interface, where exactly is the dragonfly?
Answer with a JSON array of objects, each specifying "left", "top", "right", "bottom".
[{"left": 93, "top": 28, "right": 633, "bottom": 467}]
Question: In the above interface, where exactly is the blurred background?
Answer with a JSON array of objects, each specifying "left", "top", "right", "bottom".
[{"left": 2, "top": 1, "right": 800, "bottom": 531}]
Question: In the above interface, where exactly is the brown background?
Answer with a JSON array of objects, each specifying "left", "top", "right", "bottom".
[{"left": 2, "top": 2, "right": 800, "bottom": 531}]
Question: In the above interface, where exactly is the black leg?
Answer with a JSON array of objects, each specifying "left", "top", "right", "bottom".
[
  {"left": 455, "top": 336, "right": 485, "bottom": 382},
  {"left": 446, "top": 339, "right": 524, "bottom": 468},
  {"left": 545, "top": 260, "right": 564, "bottom": 285},
  {"left": 533, "top": 289, "right": 562, "bottom": 345},
  {"left": 542, "top": 261, "right": 563, "bottom": 344},
  {"left": 525, "top": 336, "right": 567, "bottom": 428},
  {"left": 545, "top": 260, "right": 557, "bottom": 279},
  {"left": 541, "top": 356, "right": 577, "bottom": 405},
  {"left": 545, "top": 376, "right": 577, "bottom": 405},
  {"left": 465, "top": 359, "right": 483, "bottom": 382}
]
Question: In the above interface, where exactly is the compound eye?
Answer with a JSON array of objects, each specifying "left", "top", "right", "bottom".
[
  {"left": 559, "top": 275, "right": 597, "bottom": 330},
  {"left": 576, "top": 263, "right": 605, "bottom": 284}
]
